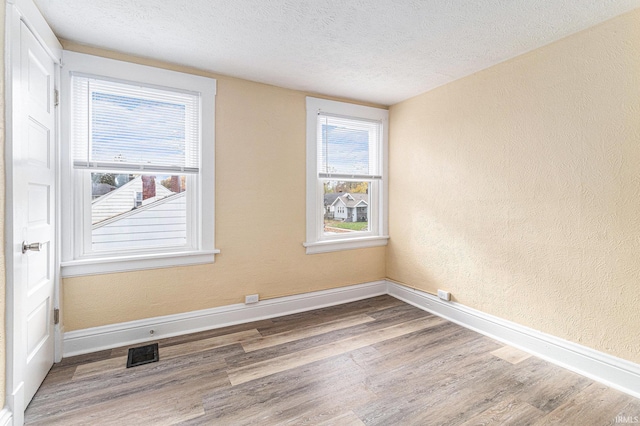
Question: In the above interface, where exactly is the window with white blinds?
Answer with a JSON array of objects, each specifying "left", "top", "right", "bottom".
[
  {"left": 60, "top": 51, "right": 217, "bottom": 277},
  {"left": 304, "top": 97, "right": 389, "bottom": 255},
  {"left": 317, "top": 113, "right": 382, "bottom": 180},
  {"left": 71, "top": 74, "right": 201, "bottom": 174}
]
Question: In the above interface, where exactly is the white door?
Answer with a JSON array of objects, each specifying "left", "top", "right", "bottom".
[{"left": 13, "top": 20, "right": 57, "bottom": 410}]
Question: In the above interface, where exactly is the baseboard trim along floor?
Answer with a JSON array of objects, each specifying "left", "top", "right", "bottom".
[
  {"left": 63, "top": 280, "right": 388, "bottom": 357},
  {"left": 63, "top": 279, "right": 640, "bottom": 399},
  {"left": 386, "top": 281, "right": 640, "bottom": 400}
]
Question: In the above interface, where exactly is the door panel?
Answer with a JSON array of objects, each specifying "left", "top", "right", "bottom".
[
  {"left": 26, "top": 299, "right": 50, "bottom": 360},
  {"left": 26, "top": 243, "right": 50, "bottom": 292},
  {"left": 18, "top": 20, "right": 56, "bottom": 409},
  {"left": 27, "top": 118, "right": 51, "bottom": 167},
  {"left": 27, "top": 50, "right": 51, "bottom": 111},
  {"left": 27, "top": 183, "right": 50, "bottom": 225}
]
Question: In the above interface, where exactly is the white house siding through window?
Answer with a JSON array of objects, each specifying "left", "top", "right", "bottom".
[{"left": 91, "top": 174, "right": 187, "bottom": 251}]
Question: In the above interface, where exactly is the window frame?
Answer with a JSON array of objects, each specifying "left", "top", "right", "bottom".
[
  {"left": 60, "top": 51, "right": 218, "bottom": 277},
  {"left": 304, "top": 97, "right": 389, "bottom": 254}
]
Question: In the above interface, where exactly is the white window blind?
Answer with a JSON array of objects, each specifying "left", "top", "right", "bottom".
[
  {"left": 71, "top": 73, "right": 201, "bottom": 174},
  {"left": 317, "top": 113, "right": 382, "bottom": 180}
]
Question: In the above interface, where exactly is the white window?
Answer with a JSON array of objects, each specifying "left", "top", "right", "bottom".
[
  {"left": 304, "top": 97, "right": 389, "bottom": 254},
  {"left": 60, "top": 51, "right": 218, "bottom": 276}
]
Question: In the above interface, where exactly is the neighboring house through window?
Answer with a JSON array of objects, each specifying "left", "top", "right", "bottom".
[
  {"left": 304, "top": 97, "right": 389, "bottom": 254},
  {"left": 60, "top": 51, "right": 218, "bottom": 276}
]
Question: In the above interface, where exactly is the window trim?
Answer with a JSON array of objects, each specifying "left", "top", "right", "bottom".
[
  {"left": 304, "top": 97, "right": 389, "bottom": 254},
  {"left": 60, "top": 51, "right": 218, "bottom": 277}
]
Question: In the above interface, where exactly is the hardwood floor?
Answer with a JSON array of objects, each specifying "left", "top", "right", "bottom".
[{"left": 24, "top": 296, "right": 639, "bottom": 425}]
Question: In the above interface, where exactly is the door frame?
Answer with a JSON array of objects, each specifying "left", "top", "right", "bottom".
[{"left": 4, "top": 0, "right": 61, "bottom": 424}]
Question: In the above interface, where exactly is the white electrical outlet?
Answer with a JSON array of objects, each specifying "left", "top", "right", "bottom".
[
  {"left": 437, "top": 289, "right": 451, "bottom": 301},
  {"left": 245, "top": 294, "right": 259, "bottom": 304}
]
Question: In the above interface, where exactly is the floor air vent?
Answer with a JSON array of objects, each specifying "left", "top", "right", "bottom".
[{"left": 126, "top": 343, "right": 159, "bottom": 368}]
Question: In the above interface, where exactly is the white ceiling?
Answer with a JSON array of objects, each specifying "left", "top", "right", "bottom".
[{"left": 34, "top": 0, "right": 640, "bottom": 106}]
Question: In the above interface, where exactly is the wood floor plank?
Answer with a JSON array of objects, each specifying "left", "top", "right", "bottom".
[
  {"left": 510, "top": 357, "right": 592, "bottom": 413},
  {"left": 54, "top": 349, "right": 112, "bottom": 367},
  {"left": 227, "top": 315, "right": 446, "bottom": 386},
  {"left": 365, "top": 300, "right": 432, "bottom": 321},
  {"left": 534, "top": 383, "right": 631, "bottom": 425},
  {"left": 241, "top": 313, "right": 375, "bottom": 352},
  {"left": 612, "top": 399, "right": 640, "bottom": 425},
  {"left": 316, "top": 410, "right": 365, "bottom": 426},
  {"left": 36, "top": 365, "right": 77, "bottom": 388},
  {"left": 459, "top": 398, "right": 545, "bottom": 426},
  {"left": 491, "top": 345, "right": 532, "bottom": 365}
]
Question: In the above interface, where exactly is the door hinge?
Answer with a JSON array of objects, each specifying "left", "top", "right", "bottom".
[
  {"left": 54, "top": 308, "right": 60, "bottom": 325},
  {"left": 54, "top": 88, "right": 59, "bottom": 107}
]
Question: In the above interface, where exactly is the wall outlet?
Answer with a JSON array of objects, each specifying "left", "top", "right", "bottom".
[
  {"left": 437, "top": 289, "right": 451, "bottom": 301},
  {"left": 245, "top": 294, "right": 259, "bottom": 304}
]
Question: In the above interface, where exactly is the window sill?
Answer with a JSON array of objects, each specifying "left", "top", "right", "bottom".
[
  {"left": 303, "top": 236, "right": 389, "bottom": 255},
  {"left": 60, "top": 249, "right": 220, "bottom": 277}
]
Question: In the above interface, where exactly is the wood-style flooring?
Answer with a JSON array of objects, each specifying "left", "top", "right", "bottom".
[{"left": 25, "top": 296, "right": 640, "bottom": 425}]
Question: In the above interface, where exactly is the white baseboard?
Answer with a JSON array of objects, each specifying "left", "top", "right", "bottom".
[
  {"left": 387, "top": 281, "right": 640, "bottom": 399},
  {"left": 63, "top": 280, "right": 387, "bottom": 357},
  {"left": 0, "top": 407, "right": 12, "bottom": 426}
]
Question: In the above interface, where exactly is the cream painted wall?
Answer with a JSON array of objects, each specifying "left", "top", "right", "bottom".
[
  {"left": 388, "top": 10, "right": 640, "bottom": 364},
  {"left": 0, "top": 1, "right": 6, "bottom": 409},
  {"left": 61, "top": 42, "right": 386, "bottom": 331}
]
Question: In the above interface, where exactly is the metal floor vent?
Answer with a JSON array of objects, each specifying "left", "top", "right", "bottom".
[{"left": 126, "top": 343, "right": 159, "bottom": 368}]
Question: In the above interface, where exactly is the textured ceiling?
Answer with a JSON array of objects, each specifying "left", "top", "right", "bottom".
[{"left": 34, "top": 0, "right": 640, "bottom": 105}]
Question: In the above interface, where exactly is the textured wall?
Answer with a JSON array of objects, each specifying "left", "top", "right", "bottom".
[
  {"left": 61, "top": 43, "right": 386, "bottom": 331},
  {"left": 388, "top": 9, "right": 640, "bottom": 363},
  {"left": 0, "top": 0, "right": 6, "bottom": 409}
]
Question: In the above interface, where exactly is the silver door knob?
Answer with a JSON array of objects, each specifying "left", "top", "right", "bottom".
[{"left": 22, "top": 241, "right": 42, "bottom": 254}]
